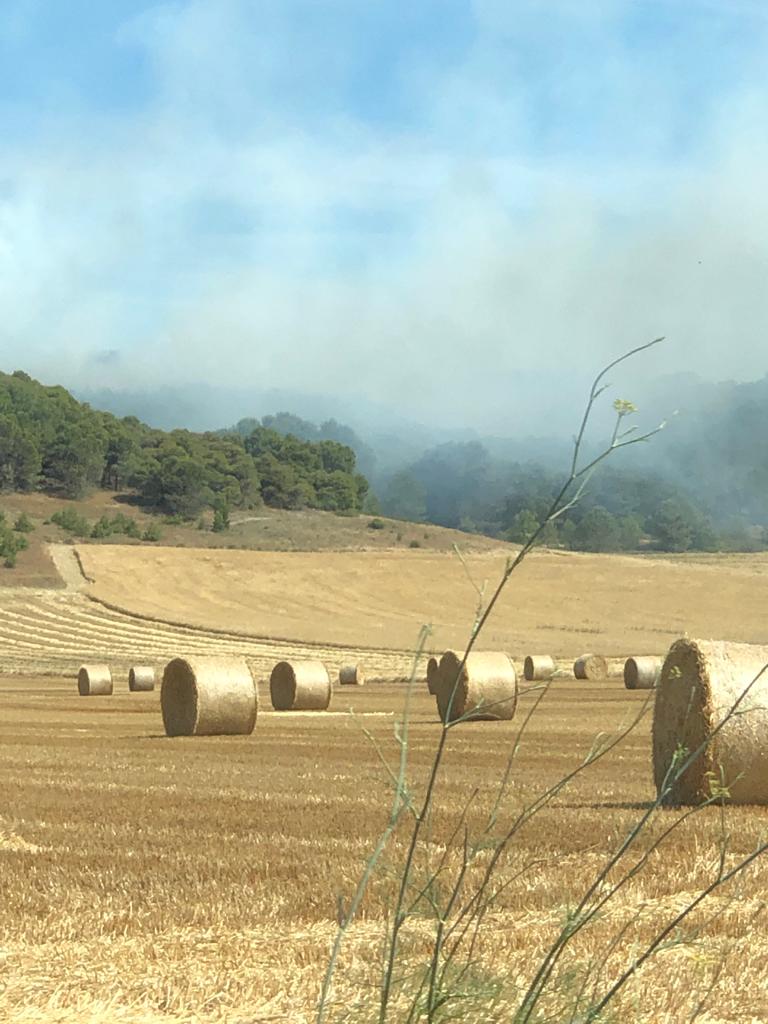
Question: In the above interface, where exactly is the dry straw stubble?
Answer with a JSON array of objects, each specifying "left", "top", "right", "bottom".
[
  {"left": 435, "top": 650, "right": 518, "bottom": 723},
  {"left": 574, "top": 654, "right": 608, "bottom": 680},
  {"left": 77, "top": 664, "right": 112, "bottom": 696},
  {"left": 624, "top": 656, "right": 662, "bottom": 690},
  {"left": 161, "top": 656, "right": 258, "bottom": 736},
  {"left": 524, "top": 654, "right": 556, "bottom": 681},
  {"left": 270, "top": 660, "right": 332, "bottom": 711},
  {"left": 653, "top": 638, "right": 768, "bottom": 805},
  {"left": 128, "top": 665, "right": 155, "bottom": 692}
]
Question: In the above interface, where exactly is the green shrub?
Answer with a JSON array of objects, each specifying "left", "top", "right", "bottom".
[
  {"left": 0, "top": 524, "right": 28, "bottom": 568},
  {"left": 90, "top": 516, "right": 112, "bottom": 539},
  {"left": 212, "top": 504, "right": 230, "bottom": 533},
  {"left": 161, "top": 513, "right": 188, "bottom": 525},
  {"left": 142, "top": 521, "right": 163, "bottom": 542},
  {"left": 90, "top": 512, "right": 141, "bottom": 540},
  {"left": 368, "top": 518, "right": 385, "bottom": 530},
  {"left": 50, "top": 508, "right": 91, "bottom": 537},
  {"left": 111, "top": 512, "right": 141, "bottom": 538},
  {"left": 409, "top": 539, "right": 421, "bottom": 548},
  {"left": 13, "top": 512, "right": 34, "bottom": 533}
]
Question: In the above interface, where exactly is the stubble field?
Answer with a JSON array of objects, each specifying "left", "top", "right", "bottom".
[{"left": 2, "top": 541, "right": 768, "bottom": 1022}]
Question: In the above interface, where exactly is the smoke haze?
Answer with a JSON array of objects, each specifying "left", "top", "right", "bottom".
[{"left": 1, "top": 0, "right": 767, "bottom": 436}]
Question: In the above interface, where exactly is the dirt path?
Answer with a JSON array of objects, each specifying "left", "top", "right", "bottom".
[{"left": 46, "top": 545, "right": 91, "bottom": 592}]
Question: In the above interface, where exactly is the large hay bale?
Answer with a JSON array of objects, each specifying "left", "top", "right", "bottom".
[
  {"left": 339, "top": 664, "right": 365, "bottom": 687},
  {"left": 435, "top": 650, "right": 517, "bottom": 723},
  {"left": 426, "top": 656, "right": 439, "bottom": 695},
  {"left": 573, "top": 654, "right": 608, "bottom": 680},
  {"left": 161, "top": 656, "right": 257, "bottom": 737},
  {"left": 78, "top": 664, "right": 112, "bottom": 696},
  {"left": 653, "top": 639, "right": 768, "bottom": 805},
  {"left": 624, "top": 656, "right": 662, "bottom": 690},
  {"left": 270, "top": 660, "right": 332, "bottom": 711},
  {"left": 128, "top": 666, "right": 156, "bottom": 692},
  {"left": 524, "top": 655, "right": 556, "bottom": 681}
]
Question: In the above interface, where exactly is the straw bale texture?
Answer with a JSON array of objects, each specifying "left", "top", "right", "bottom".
[
  {"left": 573, "top": 654, "right": 608, "bottom": 680},
  {"left": 161, "top": 656, "right": 257, "bottom": 737},
  {"left": 128, "top": 665, "right": 155, "bottom": 692},
  {"left": 524, "top": 655, "right": 556, "bottom": 681},
  {"left": 435, "top": 650, "right": 517, "bottom": 723},
  {"left": 270, "top": 660, "right": 332, "bottom": 711},
  {"left": 624, "top": 656, "right": 662, "bottom": 690},
  {"left": 77, "top": 664, "right": 112, "bottom": 696},
  {"left": 338, "top": 664, "right": 365, "bottom": 686},
  {"left": 653, "top": 638, "right": 768, "bottom": 805},
  {"left": 426, "top": 656, "right": 439, "bottom": 695}
]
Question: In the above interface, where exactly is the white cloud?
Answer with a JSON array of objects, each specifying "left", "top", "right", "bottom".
[{"left": 1, "top": 0, "right": 767, "bottom": 431}]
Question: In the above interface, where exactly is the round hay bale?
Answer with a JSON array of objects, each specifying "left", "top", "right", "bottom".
[
  {"left": 426, "top": 656, "right": 439, "bottom": 695},
  {"left": 161, "top": 656, "right": 257, "bottom": 737},
  {"left": 270, "top": 660, "right": 332, "bottom": 711},
  {"left": 653, "top": 639, "right": 768, "bottom": 805},
  {"left": 524, "top": 655, "right": 556, "bottom": 681},
  {"left": 435, "top": 650, "right": 517, "bottom": 723},
  {"left": 128, "top": 666, "right": 156, "bottom": 692},
  {"left": 624, "top": 656, "right": 662, "bottom": 690},
  {"left": 573, "top": 654, "right": 608, "bottom": 681},
  {"left": 77, "top": 664, "right": 112, "bottom": 696},
  {"left": 339, "top": 664, "right": 365, "bottom": 687}
]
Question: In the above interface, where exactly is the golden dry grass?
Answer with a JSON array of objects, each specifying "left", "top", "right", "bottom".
[
  {"left": 78, "top": 543, "right": 768, "bottom": 655},
  {"left": 0, "top": 491, "right": 503, "bottom": 589},
  {"left": 2, "top": 543, "right": 768, "bottom": 1021},
  {"left": 1, "top": 677, "right": 768, "bottom": 1023},
  {"left": 0, "top": 587, "right": 413, "bottom": 680}
]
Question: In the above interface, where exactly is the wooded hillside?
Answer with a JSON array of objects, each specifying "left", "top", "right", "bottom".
[{"left": 0, "top": 371, "right": 369, "bottom": 516}]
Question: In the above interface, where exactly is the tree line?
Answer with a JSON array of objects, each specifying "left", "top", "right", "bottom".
[
  {"left": 0, "top": 371, "right": 369, "bottom": 516},
  {"left": 378, "top": 441, "right": 764, "bottom": 553}
]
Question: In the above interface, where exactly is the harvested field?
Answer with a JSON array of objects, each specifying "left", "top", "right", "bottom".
[
  {"left": 77, "top": 544, "right": 768, "bottom": 655},
  {"left": 1, "top": 676, "right": 768, "bottom": 1023},
  {"left": 0, "top": 588, "right": 413, "bottom": 681},
  {"left": 2, "top": 543, "right": 768, "bottom": 1022},
  {"left": 0, "top": 492, "right": 507, "bottom": 589}
]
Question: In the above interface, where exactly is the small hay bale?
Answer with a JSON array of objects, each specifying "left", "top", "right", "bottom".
[
  {"left": 653, "top": 638, "right": 768, "bottom": 805},
  {"left": 624, "top": 656, "right": 662, "bottom": 690},
  {"left": 270, "top": 660, "right": 332, "bottom": 711},
  {"left": 128, "top": 666, "right": 156, "bottom": 692},
  {"left": 524, "top": 655, "right": 556, "bottom": 681},
  {"left": 339, "top": 664, "right": 365, "bottom": 687},
  {"left": 435, "top": 650, "right": 517, "bottom": 723},
  {"left": 78, "top": 664, "right": 112, "bottom": 696},
  {"left": 426, "top": 656, "right": 439, "bottom": 695},
  {"left": 161, "top": 656, "right": 257, "bottom": 737},
  {"left": 573, "top": 654, "right": 608, "bottom": 680}
]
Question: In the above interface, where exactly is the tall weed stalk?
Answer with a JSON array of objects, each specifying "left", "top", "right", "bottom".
[{"left": 317, "top": 338, "right": 768, "bottom": 1024}]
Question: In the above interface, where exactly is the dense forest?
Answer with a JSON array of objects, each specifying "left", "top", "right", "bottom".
[
  {"left": 377, "top": 450, "right": 736, "bottom": 553},
  {"left": 251, "top": 411, "right": 768, "bottom": 556},
  {"left": 0, "top": 371, "right": 369, "bottom": 517},
  {"left": 4, "top": 368, "right": 768, "bottom": 554}
]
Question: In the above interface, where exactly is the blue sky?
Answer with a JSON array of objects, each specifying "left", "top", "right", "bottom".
[{"left": 1, "top": 0, "right": 767, "bottom": 429}]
